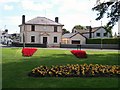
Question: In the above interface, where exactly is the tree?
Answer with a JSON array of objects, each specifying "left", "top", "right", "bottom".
[
  {"left": 72, "top": 25, "right": 85, "bottom": 33},
  {"left": 62, "top": 28, "right": 70, "bottom": 35},
  {"left": 72, "top": 25, "right": 85, "bottom": 30},
  {"left": 103, "top": 25, "right": 112, "bottom": 37},
  {"left": 92, "top": 1, "right": 120, "bottom": 29}
]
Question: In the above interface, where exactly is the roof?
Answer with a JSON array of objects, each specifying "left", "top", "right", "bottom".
[
  {"left": 74, "top": 26, "right": 105, "bottom": 34},
  {"left": 20, "top": 17, "right": 64, "bottom": 26},
  {"left": 62, "top": 33, "right": 76, "bottom": 38},
  {"left": 62, "top": 32, "right": 86, "bottom": 38}
]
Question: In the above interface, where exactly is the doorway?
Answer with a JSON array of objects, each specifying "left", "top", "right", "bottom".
[{"left": 43, "top": 37, "right": 47, "bottom": 44}]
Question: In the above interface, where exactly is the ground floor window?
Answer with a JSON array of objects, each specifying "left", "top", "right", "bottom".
[
  {"left": 31, "top": 36, "right": 35, "bottom": 42},
  {"left": 72, "top": 40, "right": 80, "bottom": 44},
  {"left": 54, "top": 37, "right": 57, "bottom": 43}
]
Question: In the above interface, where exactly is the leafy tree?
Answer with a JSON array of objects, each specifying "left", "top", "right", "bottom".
[
  {"left": 72, "top": 25, "right": 85, "bottom": 33},
  {"left": 72, "top": 25, "right": 85, "bottom": 30},
  {"left": 103, "top": 25, "right": 112, "bottom": 37},
  {"left": 62, "top": 28, "right": 70, "bottom": 35},
  {"left": 92, "top": 1, "right": 120, "bottom": 29}
]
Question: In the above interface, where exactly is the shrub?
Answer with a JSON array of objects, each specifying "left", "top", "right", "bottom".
[
  {"left": 28, "top": 64, "right": 120, "bottom": 77},
  {"left": 71, "top": 50, "right": 87, "bottom": 58},
  {"left": 86, "top": 38, "right": 119, "bottom": 44}
]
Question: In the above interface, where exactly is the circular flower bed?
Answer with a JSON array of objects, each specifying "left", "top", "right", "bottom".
[
  {"left": 28, "top": 64, "right": 120, "bottom": 77},
  {"left": 71, "top": 50, "right": 87, "bottom": 58}
]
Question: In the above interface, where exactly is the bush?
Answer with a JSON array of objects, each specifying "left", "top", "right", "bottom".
[
  {"left": 28, "top": 64, "right": 120, "bottom": 77},
  {"left": 86, "top": 38, "right": 119, "bottom": 44},
  {"left": 71, "top": 50, "right": 87, "bottom": 58}
]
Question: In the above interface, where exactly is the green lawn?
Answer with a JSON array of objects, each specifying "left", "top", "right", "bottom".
[{"left": 2, "top": 48, "right": 120, "bottom": 88}]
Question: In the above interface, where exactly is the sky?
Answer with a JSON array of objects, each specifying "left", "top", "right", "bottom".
[{"left": 0, "top": 0, "right": 118, "bottom": 35}]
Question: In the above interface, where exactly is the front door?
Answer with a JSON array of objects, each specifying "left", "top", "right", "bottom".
[{"left": 43, "top": 37, "right": 47, "bottom": 44}]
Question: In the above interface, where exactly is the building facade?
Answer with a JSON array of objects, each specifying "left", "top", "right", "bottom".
[{"left": 19, "top": 16, "right": 64, "bottom": 47}]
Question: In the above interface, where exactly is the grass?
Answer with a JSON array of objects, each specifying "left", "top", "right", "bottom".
[{"left": 2, "top": 48, "right": 120, "bottom": 88}]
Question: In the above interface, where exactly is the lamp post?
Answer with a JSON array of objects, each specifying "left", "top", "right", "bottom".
[
  {"left": 22, "top": 15, "right": 25, "bottom": 48},
  {"left": 100, "top": 20, "right": 103, "bottom": 50}
]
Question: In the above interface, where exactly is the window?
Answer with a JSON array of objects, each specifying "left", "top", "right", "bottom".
[
  {"left": 96, "top": 33, "right": 100, "bottom": 37},
  {"left": 54, "top": 37, "right": 57, "bottom": 43},
  {"left": 31, "top": 36, "right": 35, "bottom": 42},
  {"left": 54, "top": 26, "right": 57, "bottom": 32},
  {"left": 104, "top": 33, "right": 107, "bottom": 36},
  {"left": 31, "top": 25, "right": 35, "bottom": 31}
]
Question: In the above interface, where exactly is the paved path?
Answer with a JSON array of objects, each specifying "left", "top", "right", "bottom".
[{"left": 1, "top": 44, "right": 119, "bottom": 52}]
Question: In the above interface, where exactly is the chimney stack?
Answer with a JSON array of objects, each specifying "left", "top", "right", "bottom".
[
  {"left": 55, "top": 17, "right": 58, "bottom": 23},
  {"left": 22, "top": 15, "right": 25, "bottom": 24},
  {"left": 86, "top": 26, "right": 92, "bottom": 38},
  {"left": 89, "top": 26, "right": 92, "bottom": 38}
]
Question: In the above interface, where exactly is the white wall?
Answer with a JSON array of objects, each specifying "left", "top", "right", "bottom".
[
  {"left": 93, "top": 28, "right": 110, "bottom": 38},
  {"left": 70, "top": 34, "right": 86, "bottom": 44},
  {"left": 19, "top": 24, "right": 62, "bottom": 46}
]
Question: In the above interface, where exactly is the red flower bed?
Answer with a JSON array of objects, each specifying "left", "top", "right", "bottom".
[
  {"left": 22, "top": 48, "right": 37, "bottom": 57},
  {"left": 71, "top": 50, "right": 87, "bottom": 58}
]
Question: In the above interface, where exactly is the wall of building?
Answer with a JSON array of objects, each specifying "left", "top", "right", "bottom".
[
  {"left": 70, "top": 34, "right": 86, "bottom": 44},
  {"left": 19, "top": 24, "right": 62, "bottom": 47}
]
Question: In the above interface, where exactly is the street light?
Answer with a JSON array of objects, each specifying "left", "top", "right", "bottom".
[{"left": 22, "top": 15, "right": 25, "bottom": 48}]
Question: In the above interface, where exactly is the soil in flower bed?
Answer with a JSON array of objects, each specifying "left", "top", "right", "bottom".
[{"left": 28, "top": 64, "right": 120, "bottom": 78}]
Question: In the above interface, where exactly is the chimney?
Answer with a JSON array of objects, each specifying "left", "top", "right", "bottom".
[
  {"left": 22, "top": 15, "right": 25, "bottom": 24},
  {"left": 86, "top": 26, "right": 92, "bottom": 38},
  {"left": 55, "top": 17, "right": 58, "bottom": 23},
  {"left": 89, "top": 26, "right": 92, "bottom": 38}
]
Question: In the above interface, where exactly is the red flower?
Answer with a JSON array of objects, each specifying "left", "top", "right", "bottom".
[
  {"left": 22, "top": 48, "right": 37, "bottom": 57},
  {"left": 71, "top": 50, "right": 87, "bottom": 58}
]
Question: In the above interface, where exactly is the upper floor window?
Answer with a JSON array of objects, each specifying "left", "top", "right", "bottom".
[
  {"left": 54, "top": 37, "right": 57, "bottom": 43},
  {"left": 96, "top": 33, "right": 100, "bottom": 37},
  {"left": 31, "top": 36, "right": 35, "bottom": 42},
  {"left": 31, "top": 25, "right": 35, "bottom": 31},
  {"left": 54, "top": 26, "right": 57, "bottom": 32}
]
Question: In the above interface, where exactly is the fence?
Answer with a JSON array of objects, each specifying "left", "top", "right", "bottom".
[{"left": 60, "top": 44, "right": 119, "bottom": 49}]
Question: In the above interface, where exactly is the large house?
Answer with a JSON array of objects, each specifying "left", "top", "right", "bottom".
[
  {"left": 19, "top": 15, "right": 64, "bottom": 47},
  {"left": 72, "top": 26, "right": 111, "bottom": 39}
]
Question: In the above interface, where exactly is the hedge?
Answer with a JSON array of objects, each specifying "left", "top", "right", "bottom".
[{"left": 86, "top": 38, "right": 119, "bottom": 44}]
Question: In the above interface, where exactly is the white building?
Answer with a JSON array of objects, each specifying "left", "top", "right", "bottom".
[
  {"left": 72, "top": 26, "right": 111, "bottom": 39},
  {"left": 0, "top": 29, "right": 9, "bottom": 44},
  {"left": 19, "top": 15, "right": 64, "bottom": 47}
]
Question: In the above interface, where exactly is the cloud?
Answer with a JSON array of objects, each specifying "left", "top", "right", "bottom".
[
  {"left": 21, "top": 0, "right": 53, "bottom": 11},
  {"left": 4, "top": 5, "right": 13, "bottom": 10},
  {"left": 0, "top": 0, "right": 20, "bottom": 3}
]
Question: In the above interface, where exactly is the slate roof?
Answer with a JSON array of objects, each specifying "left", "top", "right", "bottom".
[
  {"left": 62, "top": 33, "right": 76, "bottom": 38},
  {"left": 20, "top": 17, "right": 64, "bottom": 26},
  {"left": 74, "top": 26, "right": 105, "bottom": 34},
  {"left": 62, "top": 32, "right": 86, "bottom": 38}
]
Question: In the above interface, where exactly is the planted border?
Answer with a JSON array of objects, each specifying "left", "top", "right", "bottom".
[{"left": 28, "top": 64, "right": 120, "bottom": 77}]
